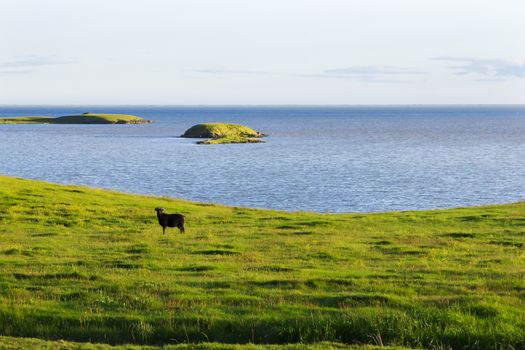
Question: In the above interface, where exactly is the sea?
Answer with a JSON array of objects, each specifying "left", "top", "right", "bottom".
[{"left": 1, "top": 105, "right": 524, "bottom": 213}]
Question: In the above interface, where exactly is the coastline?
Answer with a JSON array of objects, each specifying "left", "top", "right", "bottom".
[
  {"left": 2, "top": 173, "right": 522, "bottom": 214},
  {"left": 2, "top": 105, "right": 525, "bottom": 213}
]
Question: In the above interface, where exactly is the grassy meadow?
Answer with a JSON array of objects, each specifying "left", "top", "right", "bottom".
[
  {"left": 0, "top": 175, "right": 524, "bottom": 349},
  {"left": 0, "top": 336, "right": 400, "bottom": 350}
]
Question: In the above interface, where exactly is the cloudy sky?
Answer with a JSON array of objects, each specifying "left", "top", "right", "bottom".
[{"left": 1, "top": 0, "right": 524, "bottom": 104}]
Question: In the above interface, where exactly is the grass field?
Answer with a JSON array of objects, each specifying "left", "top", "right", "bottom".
[
  {"left": 0, "top": 175, "right": 524, "bottom": 349},
  {"left": 0, "top": 336, "right": 403, "bottom": 350}
]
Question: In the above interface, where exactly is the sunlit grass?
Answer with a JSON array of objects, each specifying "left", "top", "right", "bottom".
[
  {"left": 0, "top": 113, "right": 149, "bottom": 124},
  {"left": 182, "top": 123, "right": 266, "bottom": 144},
  {"left": 0, "top": 336, "right": 405, "bottom": 350},
  {"left": 0, "top": 175, "right": 524, "bottom": 349},
  {"left": 0, "top": 116, "right": 53, "bottom": 124},
  {"left": 198, "top": 136, "right": 264, "bottom": 144}
]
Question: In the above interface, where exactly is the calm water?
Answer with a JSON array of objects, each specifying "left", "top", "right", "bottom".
[{"left": 1, "top": 106, "right": 524, "bottom": 213}]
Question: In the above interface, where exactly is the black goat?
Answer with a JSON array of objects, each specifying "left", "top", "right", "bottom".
[{"left": 155, "top": 207, "right": 185, "bottom": 234}]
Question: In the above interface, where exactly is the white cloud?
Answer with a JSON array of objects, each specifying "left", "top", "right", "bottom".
[
  {"left": 434, "top": 57, "right": 525, "bottom": 79},
  {"left": 189, "top": 68, "right": 271, "bottom": 76},
  {"left": 324, "top": 66, "right": 424, "bottom": 76},
  {"left": 0, "top": 55, "right": 77, "bottom": 74},
  {"left": 300, "top": 66, "right": 425, "bottom": 83}
]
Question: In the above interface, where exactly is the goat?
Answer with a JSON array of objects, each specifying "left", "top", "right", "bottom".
[{"left": 155, "top": 207, "right": 185, "bottom": 234}]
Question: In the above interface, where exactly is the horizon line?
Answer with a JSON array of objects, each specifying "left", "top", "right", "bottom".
[{"left": 1, "top": 103, "right": 525, "bottom": 107}]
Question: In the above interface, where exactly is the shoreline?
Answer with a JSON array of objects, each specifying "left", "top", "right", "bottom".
[{"left": 1, "top": 173, "right": 522, "bottom": 215}]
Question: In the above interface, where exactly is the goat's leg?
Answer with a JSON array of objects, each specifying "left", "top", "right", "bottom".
[
  {"left": 163, "top": 226, "right": 166, "bottom": 234},
  {"left": 179, "top": 225, "right": 185, "bottom": 234}
]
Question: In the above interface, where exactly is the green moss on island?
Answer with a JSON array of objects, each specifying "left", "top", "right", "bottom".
[
  {"left": 182, "top": 123, "right": 266, "bottom": 144},
  {"left": 0, "top": 116, "right": 54, "bottom": 124},
  {"left": 197, "top": 136, "right": 264, "bottom": 144},
  {"left": 0, "top": 113, "right": 151, "bottom": 125}
]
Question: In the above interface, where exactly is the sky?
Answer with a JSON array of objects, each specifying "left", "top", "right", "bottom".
[{"left": 0, "top": 0, "right": 524, "bottom": 105}]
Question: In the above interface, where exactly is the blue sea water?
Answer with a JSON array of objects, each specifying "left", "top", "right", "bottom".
[{"left": 1, "top": 105, "right": 525, "bottom": 213}]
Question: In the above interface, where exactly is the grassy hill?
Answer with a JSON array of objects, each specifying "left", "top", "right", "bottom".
[
  {"left": 0, "top": 113, "right": 150, "bottom": 124},
  {"left": 0, "top": 175, "right": 524, "bottom": 349},
  {"left": 182, "top": 123, "right": 265, "bottom": 144}
]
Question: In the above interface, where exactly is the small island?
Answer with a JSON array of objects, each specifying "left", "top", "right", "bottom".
[
  {"left": 0, "top": 112, "right": 151, "bottom": 124},
  {"left": 181, "top": 123, "right": 266, "bottom": 144}
]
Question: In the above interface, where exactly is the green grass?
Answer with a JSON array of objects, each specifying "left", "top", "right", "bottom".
[
  {"left": 0, "top": 336, "right": 404, "bottom": 350},
  {"left": 198, "top": 137, "right": 264, "bottom": 145},
  {"left": 0, "top": 116, "right": 54, "bottom": 124},
  {"left": 182, "top": 123, "right": 266, "bottom": 144},
  {"left": 0, "top": 113, "right": 150, "bottom": 124},
  {"left": 0, "top": 175, "right": 524, "bottom": 349},
  {"left": 54, "top": 113, "right": 150, "bottom": 124}
]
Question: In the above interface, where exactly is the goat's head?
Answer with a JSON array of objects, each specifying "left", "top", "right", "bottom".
[{"left": 155, "top": 207, "right": 164, "bottom": 213}]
